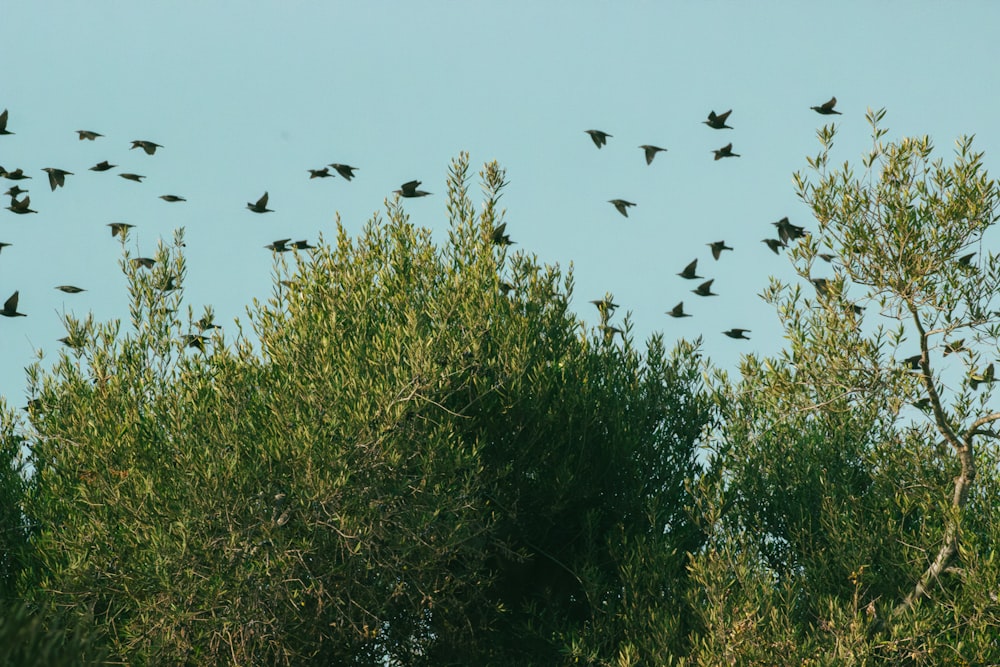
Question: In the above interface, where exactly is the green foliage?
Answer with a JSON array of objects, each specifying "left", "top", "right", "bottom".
[{"left": 9, "top": 154, "right": 711, "bottom": 665}]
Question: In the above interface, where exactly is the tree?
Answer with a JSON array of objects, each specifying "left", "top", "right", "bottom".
[
  {"left": 686, "top": 110, "right": 1000, "bottom": 664},
  {"left": 12, "top": 153, "right": 711, "bottom": 665}
]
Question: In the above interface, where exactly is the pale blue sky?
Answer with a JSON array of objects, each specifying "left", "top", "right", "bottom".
[{"left": 2, "top": 3, "right": 999, "bottom": 404}]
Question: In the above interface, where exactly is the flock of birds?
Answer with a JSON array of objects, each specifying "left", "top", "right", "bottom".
[
  {"left": 0, "top": 105, "right": 449, "bottom": 354},
  {"left": 583, "top": 96, "right": 844, "bottom": 342}
]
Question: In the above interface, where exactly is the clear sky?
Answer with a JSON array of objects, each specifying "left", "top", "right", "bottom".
[{"left": 2, "top": 2, "right": 999, "bottom": 405}]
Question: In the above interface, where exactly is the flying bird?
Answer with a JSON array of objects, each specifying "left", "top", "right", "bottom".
[
  {"left": 708, "top": 241, "right": 733, "bottom": 260},
  {"left": 585, "top": 130, "right": 612, "bottom": 148},
  {"left": 640, "top": 145, "right": 667, "bottom": 165},
  {"left": 247, "top": 192, "right": 273, "bottom": 213},
  {"left": 308, "top": 168, "right": 333, "bottom": 179},
  {"left": 160, "top": 276, "right": 178, "bottom": 292},
  {"left": 692, "top": 279, "right": 718, "bottom": 297},
  {"left": 0, "top": 109, "right": 12, "bottom": 136},
  {"left": 42, "top": 168, "right": 73, "bottom": 191},
  {"left": 609, "top": 199, "right": 636, "bottom": 217},
  {"left": 90, "top": 161, "right": 116, "bottom": 172},
  {"left": 762, "top": 238, "right": 786, "bottom": 254},
  {"left": 7, "top": 196, "right": 37, "bottom": 214},
  {"left": 77, "top": 130, "right": 103, "bottom": 140},
  {"left": 119, "top": 173, "right": 145, "bottom": 182},
  {"left": 0, "top": 242, "right": 10, "bottom": 254},
  {"left": 329, "top": 164, "right": 358, "bottom": 180},
  {"left": 667, "top": 302, "right": 691, "bottom": 318},
  {"left": 159, "top": 195, "right": 186, "bottom": 202},
  {"left": 108, "top": 222, "right": 134, "bottom": 238},
  {"left": 811, "top": 278, "right": 830, "bottom": 296},
  {"left": 130, "top": 140, "right": 163, "bottom": 155},
  {"left": 291, "top": 240, "right": 315, "bottom": 250},
  {"left": 183, "top": 334, "right": 208, "bottom": 351},
  {"left": 590, "top": 295, "right": 619, "bottom": 320},
  {"left": 196, "top": 316, "right": 219, "bottom": 331},
  {"left": 773, "top": 217, "right": 807, "bottom": 243},
  {"left": 1, "top": 168, "right": 30, "bottom": 180},
  {"left": 703, "top": 110, "right": 733, "bottom": 129},
  {"left": 677, "top": 259, "right": 702, "bottom": 280},
  {"left": 4, "top": 185, "right": 27, "bottom": 197},
  {"left": 944, "top": 339, "right": 967, "bottom": 356},
  {"left": 713, "top": 143, "right": 740, "bottom": 160},
  {"left": 958, "top": 252, "right": 975, "bottom": 266},
  {"left": 902, "top": 354, "right": 923, "bottom": 371},
  {"left": 265, "top": 239, "right": 292, "bottom": 252},
  {"left": 55, "top": 285, "right": 85, "bottom": 294},
  {"left": 811, "top": 96, "right": 842, "bottom": 115},
  {"left": 490, "top": 222, "right": 514, "bottom": 246},
  {"left": 1, "top": 291, "right": 25, "bottom": 317},
  {"left": 723, "top": 328, "right": 751, "bottom": 340},
  {"left": 395, "top": 180, "right": 431, "bottom": 198},
  {"left": 130, "top": 257, "right": 156, "bottom": 269}
]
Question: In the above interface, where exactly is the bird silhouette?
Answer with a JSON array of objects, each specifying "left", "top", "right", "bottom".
[
  {"left": 713, "top": 143, "right": 740, "bottom": 160},
  {"left": 708, "top": 241, "right": 733, "bottom": 260},
  {"left": 308, "top": 168, "right": 333, "bottom": 179},
  {"left": 1, "top": 168, "right": 30, "bottom": 180},
  {"left": 902, "top": 354, "right": 923, "bottom": 371},
  {"left": 970, "top": 363, "right": 996, "bottom": 390},
  {"left": 585, "top": 130, "right": 611, "bottom": 148},
  {"left": 772, "top": 217, "right": 807, "bottom": 243},
  {"left": 4, "top": 185, "right": 27, "bottom": 198},
  {"left": 818, "top": 253, "right": 836, "bottom": 262},
  {"left": 395, "top": 180, "right": 431, "bottom": 197},
  {"left": 329, "top": 164, "right": 358, "bottom": 180},
  {"left": 265, "top": 239, "right": 292, "bottom": 252},
  {"left": 196, "top": 316, "right": 219, "bottom": 331},
  {"left": 703, "top": 109, "right": 733, "bottom": 129},
  {"left": 291, "top": 240, "right": 315, "bottom": 250},
  {"left": 159, "top": 195, "right": 186, "bottom": 202},
  {"left": 7, "top": 196, "right": 37, "bottom": 214},
  {"left": 130, "top": 140, "right": 163, "bottom": 155},
  {"left": 77, "top": 130, "right": 103, "bottom": 141},
  {"left": 677, "top": 259, "right": 702, "bottom": 280},
  {"left": 958, "top": 252, "right": 975, "bottom": 266},
  {"left": 130, "top": 257, "right": 156, "bottom": 269},
  {"left": 42, "top": 168, "right": 73, "bottom": 191},
  {"left": 119, "top": 173, "right": 145, "bottom": 182},
  {"left": 490, "top": 222, "right": 514, "bottom": 246},
  {"left": 160, "top": 276, "right": 178, "bottom": 292},
  {"left": 0, "top": 110, "right": 12, "bottom": 135},
  {"left": 1, "top": 291, "right": 25, "bottom": 317},
  {"left": 108, "top": 222, "right": 134, "bottom": 238},
  {"left": 811, "top": 96, "right": 842, "bottom": 115},
  {"left": 640, "top": 145, "right": 667, "bottom": 165},
  {"left": 599, "top": 323, "right": 624, "bottom": 342},
  {"left": 590, "top": 295, "right": 619, "bottom": 321},
  {"left": 692, "top": 279, "right": 717, "bottom": 297},
  {"left": 723, "top": 328, "right": 751, "bottom": 340},
  {"left": 90, "top": 161, "right": 116, "bottom": 172},
  {"left": 811, "top": 278, "right": 830, "bottom": 296},
  {"left": 55, "top": 286, "right": 85, "bottom": 294},
  {"left": 0, "top": 242, "right": 10, "bottom": 254},
  {"left": 609, "top": 199, "right": 636, "bottom": 217},
  {"left": 667, "top": 302, "right": 691, "bottom": 318},
  {"left": 762, "top": 238, "right": 786, "bottom": 254},
  {"left": 183, "top": 334, "right": 208, "bottom": 351},
  {"left": 247, "top": 192, "right": 273, "bottom": 213},
  {"left": 944, "top": 339, "right": 967, "bottom": 356}
]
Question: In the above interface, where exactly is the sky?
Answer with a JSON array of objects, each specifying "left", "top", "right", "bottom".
[{"left": 1, "top": 2, "right": 1000, "bottom": 406}]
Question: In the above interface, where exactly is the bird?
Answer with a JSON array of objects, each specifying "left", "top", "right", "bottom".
[
  {"left": 55, "top": 285, "right": 85, "bottom": 294},
  {"left": 667, "top": 302, "right": 691, "bottom": 318},
  {"left": 944, "top": 339, "right": 967, "bottom": 356},
  {"left": 811, "top": 278, "right": 830, "bottom": 296},
  {"left": 90, "top": 161, "right": 116, "bottom": 172},
  {"left": 247, "top": 192, "right": 273, "bottom": 213},
  {"left": 108, "top": 222, "right": 135, "bottom": 238},
  {"left": 196, "top": 315, "right": 219, "bottom": 331},
  {"left": 585, "top": 130, "right": 612, "bottom": 148},
  {"left": 0, "top": 242, "right": 10, "bottom": 254},
  {"left": 119, "top": 173, "right": 145, "bottom": 182},
  {"left": 762, "top": 238, "right": 787, "bottom": 254},
  {"left": 811, "top": 96, "right": 842, "bottom": 115},
  {"left": 708, "top": 241, "right": 733, "bottom": 260},
  {"left": 4, "top": 185, "right": 27, "bottom": 198},
  {"left": 958, "top": 252, "right": 975, "bottom": 266},
  {"left": 912, "top": 397, "right": 932, "bottom": 411},
  {"left": 818, "top": 253, "right": 837, "bottom": 262},
  {"left": 1, "top": 291, "right": 25, "bottom": 317},
  {"left": 291, "top": 240, "right": 315, "bottom": 250},
  {"left": 692, "top": 279, "right": 718, "bottom": 297},
  {"left": 160, "top": 276, "right": 178, "bottom": 292},
  {"left": 76, "top": 130, "right": 103, "bottom": 140},
  {"left": 308, "top": 168, "right": 333, "bottom": 179},
  {"left": 7, "top": 196, "right": 37, "bottom": 214},
  {"left": 159, "top": 195, "right": 186, "bottom": 202},
  {"left": 773, "top": 217, "right": 807, "bottom": 243},
  {"left": 723, "top": 328, "right": 751, "bottom": 340},
  {"left": 329, "top": 164, "right": 358, "bottom": 180},
  {"left": 130, "top": 257, "right": 156, "bottom": 269},
  {"left": 1, "top": 168, "right": 31, "bottom": 180},
  {"left": 713, "top": 143, "right": 740, "bottom": 160},
  {"left": 490, "top": 223, "right": 514, "bottom": 246},
  {"left": 265, "top": 239, "right": 291, "bottom": 252},
  {"left": 42, "top": 168, "right": 73, "bottom": 191},
  {"left": 395, "top": 180, "right": 431, "bottom": 198},
  {"left": 599, "top": 323, "right": 624, "bottom": 342},
  {"left": 183, "top": 334, "right": 208, "bottom": 351},
  {"left": 0, "top": 109, "right": 12, "bottom": 136},
  {"left": 640, "top": 145, "right": 667, "bottom": 165},
  {"left": 590, "top": 295, "right": 619, "bottom": 320},
  {"left": 609, "top": 199, "right": 636, "bottom": 217},
  {"left": 703, "top": 110, "right": 733, "bottom": 129},
  {"left": 970, "top": 363, "right": 996, "bottom": 390},
  {"left": 902, "top": 354, "right": 923, "bottom": 371},
  {"left": 677, "top": 259, "right": 702, "bottom": 280},
  {"left": 130, "top": 140, "right": 163, "bottom": 155}
]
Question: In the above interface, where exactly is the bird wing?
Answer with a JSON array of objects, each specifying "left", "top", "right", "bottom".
[
  {"left": 4, "top": 291, "right": 17, "bottom": 313},
  {"left": 717, "top": 109, "right": 732, "bottom": 123}
]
